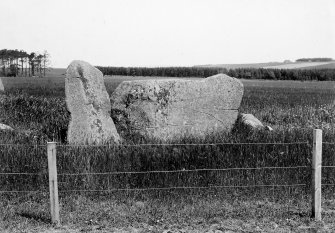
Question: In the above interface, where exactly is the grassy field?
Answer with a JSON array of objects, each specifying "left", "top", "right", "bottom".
[
  {"left": 299, "top": 62, "right": 335, "bottom": 70},
  {"left": 1, "top": 75, "right": 334, "bottom": 142},
  {"left": 195, "top": 61, "right": 335, "bottom": 70},
  {"left": 263, "top": 61, "right": 335, "bottom": 69},
  {"left": 0, "top": 75, "right": 201, "bottom": 97},
  {"left": 195, "top": 62, "right": 283, "bottom": 69},
  {"left": 1, "top": 74, "right": 334, "bottom": 94},
  {"left": 3, "top": 191, "right": 334, "bottom": 233},
  {"left": 1, "top": 75, "right": 335, "bottom": 232}
]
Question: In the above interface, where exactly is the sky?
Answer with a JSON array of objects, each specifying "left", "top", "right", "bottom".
[{"left": 0, "top": 0, "right": 334, "bottom": 68}]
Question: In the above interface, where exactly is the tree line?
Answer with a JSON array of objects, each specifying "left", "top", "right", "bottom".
[
  {"left": 96, "top": 66, "right": 335, "bottom": 81},
  {"left": 296, "top": 58, "right": 333, "bottom": 62},
  {"left": 96, "top": 66, "right": 222, "bottom": 78},
  {"left": 0, "top": 49, "right": 50, "bottom": 77}
]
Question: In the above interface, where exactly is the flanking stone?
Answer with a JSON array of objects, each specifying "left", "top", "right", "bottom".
[
  {"left": 65, "top": 60, "right": 120, "bottom": 145},
  {"left": 0, "top": 123, "right": 14, "bottom": 131},
  {"left": 240, "top": 113, "right": 273, "bottom": 131},
  {"left": 240, "top": 113, "right": 264, "bottom": 129},
  {"left": 111, "top": 74, "right": 244, "bottom": 140}
]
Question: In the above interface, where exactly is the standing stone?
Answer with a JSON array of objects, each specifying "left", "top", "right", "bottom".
[
  {"left": 0, "top": 78, "right": 4, "bottom": 92},
  {"left": 65, "top": 60, "right": 120, "bottom": 144},
  {"left": 111, "top": 74, "right": 243, "bottom": 141}
]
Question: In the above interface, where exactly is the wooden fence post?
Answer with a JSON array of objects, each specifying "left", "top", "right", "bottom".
[
  {"left": 47, "top": 142, "right": 60, "bottom": 225},
  {"left": 312, "top": 129, "right": 322, "bottom": 220}
]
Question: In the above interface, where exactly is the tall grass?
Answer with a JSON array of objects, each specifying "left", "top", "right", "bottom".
[
  {"left": 1, "top": 86, "right": 335, "bottom": 144},
  {"left": 0, "top": 93, "right": 69, "bottom": 143},
  {"left": 1, "top": 79, "right": 335, "bottom": 196},
  {"left": 0, "top": 143, "right": 312, "bottom": 198}
]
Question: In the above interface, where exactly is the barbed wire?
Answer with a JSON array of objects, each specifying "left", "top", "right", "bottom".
[
  {"left": 0, "top": 184, "right": 308, "bottom": 194},
  {"left": 58, "top": 142, "right": 309, "bottom": 147},
  {"left": 0, "top": 172, "right": 45, "bottom": 175},
  {"left": 57, "top": 166, "right": 309, "bottom": 176},
  {"left": 57, "top": 184, "right": 308, "bottom": 193},
  {"left": 0, "top": 166, "right": 309, "bottom": 176},
  {"left": 0, "top": 142, "right": 309, "bottom": 151},
  {"left": 0, "top": 190, "right": 47, "bottom": 194},
  {"left": 0, "top": 141, "right": 310, "bottom": 147},
  {"left": 5, "top": 183, "right": 335, "bottom": 194},
  {"left": 0, "top": 144, "right": 46, "bottom": 147},
  {"left": 322, "top": 142, "right": 335, "bottom": 145},
  {"left": 0, "top": 141, "right": 312, "bottom": 194}
]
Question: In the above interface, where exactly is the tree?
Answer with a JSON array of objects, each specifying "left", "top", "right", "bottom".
[
  {"left": 42, "top": 50, "right": 51, "bottom": 77},
  {"left": 28, "top": 52, "right": 36, "bottom": 76},
  {"left": 35, "top": 54, "right": 43, "bottom": 75},
  {"left": 0, "top": 49, "right": 51, "bottom": 77}
]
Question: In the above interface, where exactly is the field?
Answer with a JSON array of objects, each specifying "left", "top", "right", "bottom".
[
  {"left": 196, "top": 61, "right": 335, "bottom": 70},
  {"left": 195, "top": 62, "right": 283, "bottom": 69},
  {"left": 1, "top": 75, "right": 335, "bottom": 232},
  {"left": 263, "top": 62, "right": 335, "bottom": 70}
]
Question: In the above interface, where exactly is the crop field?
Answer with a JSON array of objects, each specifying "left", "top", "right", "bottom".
[
  {"left": 1, "top": 75, "right": 335, "bottom": 232},
  {"left": 196, "top": 61, "right": 335, "bottom": 70},
  {"left": 263, "top": 61, "right": 335, "bottom": 69}
]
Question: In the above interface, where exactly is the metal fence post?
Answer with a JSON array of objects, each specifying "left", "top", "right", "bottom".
[
  {"left": 47, "top": 142, "right": 60, "bottom": 225},
  {"left": 312, "top": 129, "right": 322, "bottom": 220}
]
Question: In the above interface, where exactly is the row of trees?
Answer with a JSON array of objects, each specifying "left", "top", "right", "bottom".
[
  {"left": 0, "top": 49, "right": 50, "bottom": 77},
  {"left": 296, "top": 58, "right": 333, "bottom": 62},
  {"left": 96, "top": 66, "right": 222, "bottom": 78},
  {"left": 97, "top": 66, "right": 335, "bottom": 81},
  {"left": 227, "top": 68, "right": 335, "bottom": 81}
]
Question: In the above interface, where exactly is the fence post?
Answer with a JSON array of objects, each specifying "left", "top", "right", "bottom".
[
  {"left": 47, "top": 142, "right": 60, "bottom": 225},
  {"left": 312, "top": 129, "right": 322, "bottom": 220}
]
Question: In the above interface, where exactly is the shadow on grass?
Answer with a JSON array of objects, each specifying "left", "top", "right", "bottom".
[{"left": 16, "top": 211, "right": 51, "bottom": 224}]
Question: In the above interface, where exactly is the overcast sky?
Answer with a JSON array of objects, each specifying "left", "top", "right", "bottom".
[{"left": 1, "top": 0, "right": 334, "bottom": 68}]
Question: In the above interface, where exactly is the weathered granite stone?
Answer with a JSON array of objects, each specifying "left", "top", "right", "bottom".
[
  {"left": 240, "top": 113, "right": 273, "bottom": 131},
  {"left": 0, "top": 123, "right": 13, "bottom": 131},
  {"left": 240, "top": 113, "right": 264, "bottom": 129},
  {"left": 111, "top": 74, "right": 243, "bottom": 140},
  {"left": 65, "top": 60, "right": 120, "bottom": 144}
]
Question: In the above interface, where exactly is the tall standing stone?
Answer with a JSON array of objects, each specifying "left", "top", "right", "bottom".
[
  {"left": 0, "top": 78, "right": 4, "bottom": 92},
  {"left": 111, "top": 74, "right": 244, "bottom": 141},
  {"left": 65, "top": 60, "right": 120, "bottom": 144}
]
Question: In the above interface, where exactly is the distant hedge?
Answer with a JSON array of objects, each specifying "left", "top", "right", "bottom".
[
  {"left": 96, "top": 66, "right": 335, "bottom": 81},
  {"left": 96, "top": 66, "right": 223, "bottom": 78},
  {"left": 296, "top": 58, "right": 333, "bottom": 62}
]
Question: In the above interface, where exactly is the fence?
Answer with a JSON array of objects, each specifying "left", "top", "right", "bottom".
[{"left": 0, "top": 129, "right": 333, "bottom": 225}]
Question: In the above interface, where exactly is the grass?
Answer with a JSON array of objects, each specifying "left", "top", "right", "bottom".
[
  {"left": 196, "top": 61, "right": 335, "bottom": 70},
  {"left": 1, "top": 76, "right": 335, "bottom": 143},
  {"left": 1, "top": 76, "right": 335, "bottom": 232},
  {"left": 3, "top": 191, "right": 332, "bottom": 232},
  {"left": 263, "top": 61, "right": 335, "bottom": 69},
  {"left": 0, "top": 75, "right": 199, "bottom": 97}
]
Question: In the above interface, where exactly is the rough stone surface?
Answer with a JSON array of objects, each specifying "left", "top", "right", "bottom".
[
  {"left": 265, "top": 125, "right": 273, "bottom": 131},
  {"left": 240, "top": 113, "right": 264, "bottom": 130},
  {"left": 0, "top": 123, "right": 13, "bottom": 131},
  {"left": 111, "top": 74, "right": 243, "bottom": 140},
  {"left": 240, "top": 113, "right": 273, "bottom": 131},
  {"left": 65, "top": 60, "right": 120, "bottom": 145}
]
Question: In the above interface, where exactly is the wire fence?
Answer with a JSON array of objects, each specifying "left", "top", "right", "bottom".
[
  {"left": 320, "top": 142, "right": 335, "bottom": 194},
  {"left": 0, "top": 144, "right": 48, "bottom": 193},
  {"left": 2, "top": 141, "right": 335, "bottom": 196},
  {"left": 3, "top": 130, "right": 335, "bottom": 223},
  {"left": 0, "top": 141, "right": 315, "bottom": 199}
]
